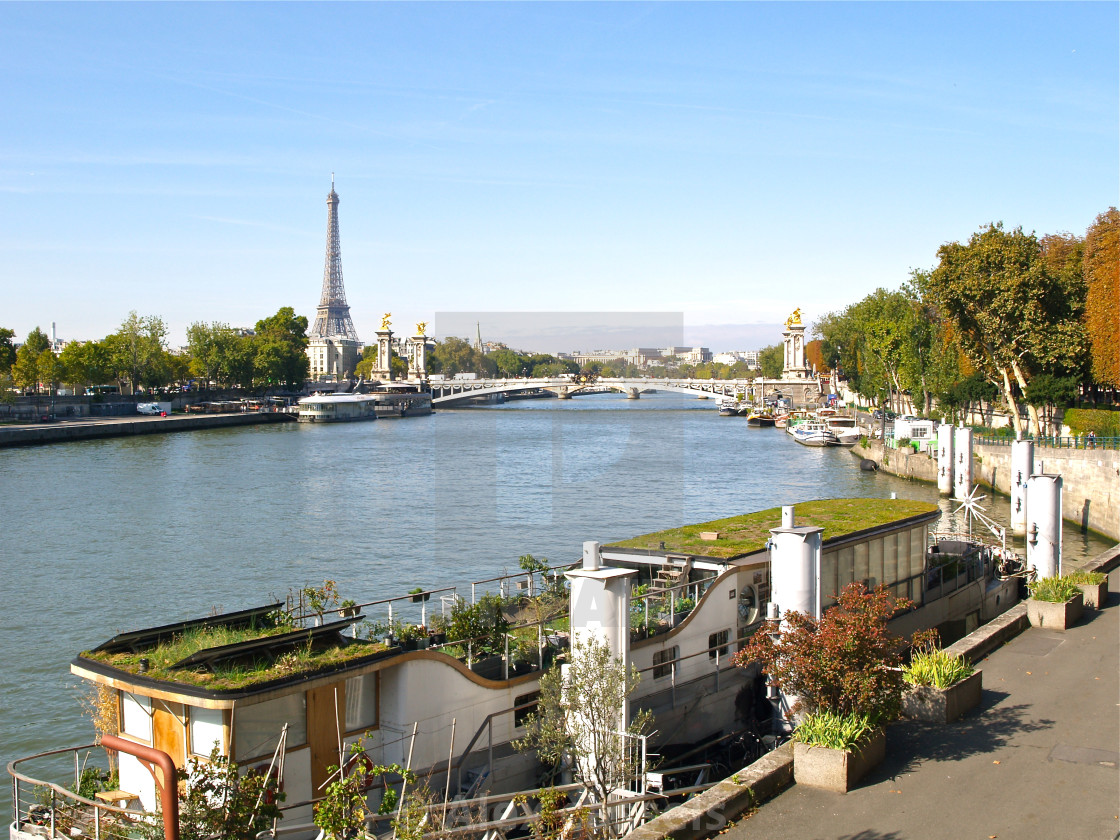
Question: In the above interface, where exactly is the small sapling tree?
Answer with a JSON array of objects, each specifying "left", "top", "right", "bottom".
[{"left": 515, "top": 635, "right": 653, "bottom": 818}]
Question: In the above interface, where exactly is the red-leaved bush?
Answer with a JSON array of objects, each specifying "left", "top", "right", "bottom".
[{"left": 732, "top": 582, "right": 927, "bottom": 723}]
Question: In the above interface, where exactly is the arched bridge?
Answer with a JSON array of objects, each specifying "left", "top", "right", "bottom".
[{"left": 429, "top": 378, "right": 752, "bottom": 406}]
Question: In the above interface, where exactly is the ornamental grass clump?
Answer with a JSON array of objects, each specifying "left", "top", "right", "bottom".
[
  {"left": 904, "top": 647, "right": 974, "bottom": 689},
  {"left": 794, "top": 710, "right": 876, "bottom": 751},
  {"left": 1028, "top": 576, "right": 1081, "bottom": 603},
  {"left": 1062, "top": 570, "right": 1106, "bottom": 586},
  {"left": 733, "top": 582, "right": 923, "bottom": 728}
]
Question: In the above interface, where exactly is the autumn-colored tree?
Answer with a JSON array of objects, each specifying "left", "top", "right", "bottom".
[
  {"left": 732, "top": 583, "right": 923, "bottom": 723},
  {"left": 1083, "top": 208, "right": 1119, "bottom": 390}
]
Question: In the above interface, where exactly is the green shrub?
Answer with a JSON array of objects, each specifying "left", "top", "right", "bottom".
[
  {"left": 904, "top": 648, "right": 974, "bottom": 689},
  {"left": 1063, "top": 408, "right": 1119, "bottom": 437},
  {"left": 794, "top": 710, "right": 875, "bottom": 750},
  {"left": 1029, "top": 576, "right": 1081, "bottom": 603},
  {"left": 1062, "top": 570, "right": 1107, "bottom": 585}
]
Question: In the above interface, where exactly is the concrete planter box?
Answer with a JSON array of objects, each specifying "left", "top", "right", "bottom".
[
  {"left": 793, "top": 728, "right": 885, "bottom": 793},
  {"left": 1077, "top": 580, "right": 1108, "bottom": 610},
  {"left": 902, "top": 670, "right": 982, "bottom": 723},
  {"left": 1027, "top": 593, "right": 1084, "bottom": 630}
]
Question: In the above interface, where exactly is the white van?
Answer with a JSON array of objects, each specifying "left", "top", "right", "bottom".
[{"left": 137, "top": 403, "right": 168, "bottom": 416}]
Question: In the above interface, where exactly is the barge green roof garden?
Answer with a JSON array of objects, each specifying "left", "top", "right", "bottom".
[{"left": 606, "top": 497, "right": 940, "bottom": 560}]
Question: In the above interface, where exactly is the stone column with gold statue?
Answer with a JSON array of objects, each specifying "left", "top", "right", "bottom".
[
  {"left": 782, "top": 308, "right": 810, "bottom": 380},
  {"left": 374, "top": 313, "right": 394, "bottom": 382},
  {"left": 408, "top": 322, "right": 430, "bottom": 380}
]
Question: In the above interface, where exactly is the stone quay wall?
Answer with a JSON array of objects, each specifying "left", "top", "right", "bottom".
[{"left": 851, "top": 440, "right": 1119, "bottom": 541}]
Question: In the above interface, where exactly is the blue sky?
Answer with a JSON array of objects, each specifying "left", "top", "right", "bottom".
[{"left": 1, "top": 2, "right": 1116, "bottom": 352}]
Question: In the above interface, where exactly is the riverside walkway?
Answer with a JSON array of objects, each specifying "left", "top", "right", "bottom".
[{"left": 720, "top": 562, "right": 1120, "bottom": 840}]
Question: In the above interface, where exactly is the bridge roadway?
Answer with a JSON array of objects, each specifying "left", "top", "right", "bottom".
[{"left": 428, "top": 377, "right": 753, "bottom": 406}]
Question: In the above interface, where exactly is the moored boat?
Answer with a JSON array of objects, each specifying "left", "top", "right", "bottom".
[
  {"left": 791, "top": 420, "right": 840, "bottom": 446},
  {"left": 746, "top": 412, "right": 776, "bottom": 427},
  {"left": 717, "top": 397, "right": 746, "bottom": 417},
  {"left": 823, "top": 414, "right": 861, "bottom": 446}
]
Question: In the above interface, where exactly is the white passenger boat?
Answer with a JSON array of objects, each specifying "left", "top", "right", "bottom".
[
  {"left": 297, "top": 393, "right": 378, "bottom": 422},
  {"left": 791, "top": 420, "right": 840, "bottom": 446}
]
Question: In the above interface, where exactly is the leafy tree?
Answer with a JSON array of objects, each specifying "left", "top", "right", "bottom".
[
  {"left": 927, "top": 223, "right": 1089, "bottom": 437},
  {"left": 0, "top": 327, "right": 15, "bottom": 374},
  {"left": 354, "top": 345, "right": 377, "bottom": 380},
  {"left": 758, "top": 343, "right": 783, "bottom": 378},
  {"left": 0, "top": 373, "right": 16, "bottom": 414},
  {"left": 187, "top": 322, "right": 250, "bottom": 388},
  {"left": 37, "top": 349, "right": 60, "bottom": 394},
  {"left": 111, "top": 311, "right": 169, "bottom": 393},
  {"left": 489, "top": 347, "right": 524, "bottom": 377},
  {"left": 12, "top": 327, "right": 50, "bottom": 393},
  {"left": 1024, "top": 374, "right": 1078, "bottom": 433},
  {"left": 1083, "top": 208, "right": 1119, "bottom": 390},
  {"left": 58, "top": 340, "right": 113, "bottom": 391},
  {"left": 254, "top": 307, "right": 309, "bottom": 388}
]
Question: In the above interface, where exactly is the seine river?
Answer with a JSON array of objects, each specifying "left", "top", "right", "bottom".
[{"left": 0, "top": 392, "right": 1109, "bottom": 816}]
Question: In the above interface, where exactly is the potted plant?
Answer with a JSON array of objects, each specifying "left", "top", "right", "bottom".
[
  {"left": 1063, "top": 569, "right": 1108, "bottom": 610},
  {"left": 398, "top": 623, "right": 426, "bottom": 651},
  {"left": 409, "top": 586, "right": 430, "bottom": 603},
  {"left": 734, "top": 583, "right": 922, "bottom": 793},
  {"left": 427, "top": 613, "right": 448, "bottom": 646},
  {"left": 901, "top": 642, "right": 981, "bottom": 723},
  {"left": 790, "top": 710, "right": 886, "bottom": 793},
  {"left": 338, "top": 599, "right": 359, "bottom": 618},
  {"left": 1027, "top": 576, "right": 1084, "bottom": 630}
]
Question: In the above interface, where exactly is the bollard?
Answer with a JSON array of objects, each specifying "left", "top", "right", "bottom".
[
  {"left": 1026, "top": 475, "right": 1063, "bottom": 579},
  {"left": 1010, "top": 439, "right": 1034, "bottom": 536},
  {"left": 937, "top": 423, "right": 954, "bottom": 495},
  {"left": 953, "top": 426, "right": 973, "bottom": 500}
]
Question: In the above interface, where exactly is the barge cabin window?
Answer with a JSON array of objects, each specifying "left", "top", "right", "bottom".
[
  {"left": 120, "top": 693, "right": 152, "bottom": 741},
  {"left": 189, "top": 707, "right": 226, "bottom": 757},
  {"left": 653, "top": 647, "right": 678, "bottom": 679},
  {"left": 514, "top": 691, "right": 540, "bottom": 728},
  {"left": 708, "top": 629, "right": 730, "bottom": 660},
  {"left": 345, "top": 674, "right": 378, "bottom": 732},
  {"left": 234, "top": 694, "right": 307, "bottom": 761}
]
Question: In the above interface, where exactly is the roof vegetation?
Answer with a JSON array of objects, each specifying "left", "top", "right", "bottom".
[
  {"left": 81, "top": 621, "right": 388, "bottom": 692},
  {"left": 607, "top": 498, "right": 939, "bottom": 559}
]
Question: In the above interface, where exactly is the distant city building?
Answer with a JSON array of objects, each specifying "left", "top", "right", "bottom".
[
  {"left": 712, "top": 350, "right": 760, "bottom": 369},
  {"left": 307, "top": 178, "right": 361, "bottom": 382},
  {"left": 660, "top": 346, "right": 712, "bottom": 365}
]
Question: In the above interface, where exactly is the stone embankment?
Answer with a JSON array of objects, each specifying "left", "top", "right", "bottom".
[
  {"left": 0, "top": 412, "right": 295, "bottom": 448},
  {"left": 852, "top": 439, "right": 1119, "bottom": 541}
]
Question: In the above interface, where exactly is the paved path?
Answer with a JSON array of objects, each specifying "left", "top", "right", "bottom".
[{"left": 723, "top": 567, "right": 1120, "bottom": 840}]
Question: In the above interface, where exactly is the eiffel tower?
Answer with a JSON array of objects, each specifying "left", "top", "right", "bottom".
[{"left": 310, "top": 175, "right": 359, "bottom": 341}]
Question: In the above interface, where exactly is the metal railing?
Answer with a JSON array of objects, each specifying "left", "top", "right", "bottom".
[
  {"left": 975, "top": 434, "right": 1119, "bottom": 450},
  {"left": 8, "top": 743, "right": 156, "bottom": 840}
]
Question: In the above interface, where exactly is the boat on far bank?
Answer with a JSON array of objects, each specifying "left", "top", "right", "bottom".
[
  {"left": 717, "top": 397, "right": 747, "bottom": 417},
  {"left": 746, "top": 411, "right": 776, "bottom": 427}
]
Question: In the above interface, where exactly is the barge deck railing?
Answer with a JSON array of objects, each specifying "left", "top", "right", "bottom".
[{"left": 8, "top": 743, "right": 157, "bottom": 840}]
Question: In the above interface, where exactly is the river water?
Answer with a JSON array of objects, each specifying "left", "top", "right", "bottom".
[{"left": 0, "top": 392, "right": 1109, "bottom": 815}]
